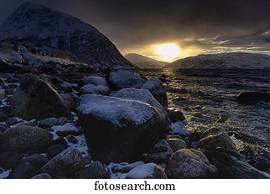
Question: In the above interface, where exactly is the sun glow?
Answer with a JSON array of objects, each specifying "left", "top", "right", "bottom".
[{"left": 155, "top": 43, "right": 181, "bottom": 62}]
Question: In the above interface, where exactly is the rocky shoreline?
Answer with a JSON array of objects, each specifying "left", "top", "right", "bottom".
[{"left": 1, "top": 57, "right": 270, "bottom": 179}]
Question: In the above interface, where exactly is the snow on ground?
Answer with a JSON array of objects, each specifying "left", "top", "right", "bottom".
[
  {"left": 0, "top": 169, "right": 11, "bottom": 179},
  {"left": 169, "top": 121, "right": 190, "bottom": 136},
  {"left": 51, "top": 123, "right": 79, "bottom": 133}
]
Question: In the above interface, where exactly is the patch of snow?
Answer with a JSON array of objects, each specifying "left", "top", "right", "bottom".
[
  {"left": 51, "top": 123, "right": 79, "bottom": 132},
  {"left": 67, "top": 134, "right": 89, "bottom": 156},
  {"left": 124, "top": 163, "right": 156, "bottom": 179},
  {"left": 77, "top": 94, "right": 154, "bottom": 126},
  {"left": 169, "top": 121, "right": 190, "bottom": 136},
  {"left": 0, "top": 169, "right": 11, "bottom": 179}
]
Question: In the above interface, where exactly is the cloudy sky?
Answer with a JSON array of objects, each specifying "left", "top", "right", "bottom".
[{"left": 0, "top": 0, "right": 270, "bottom": 60}]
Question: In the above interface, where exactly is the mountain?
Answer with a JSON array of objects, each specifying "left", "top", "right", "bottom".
[
  {"left": 0, "top": 2, "right": 131, "bottom": 70},
  {"left": 125, "top": 53, "right": 168, "bottom": 69},
  {"left": 167, "top": 52, "right": 270, "bottom": 70}
]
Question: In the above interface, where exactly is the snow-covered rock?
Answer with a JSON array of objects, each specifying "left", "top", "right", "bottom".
[
  {"left": 80, "top": 84, "right": 110, "bottom": 95},
  {"left": 77, "top": 94, "right": 169, "bottom": 162},
  {"left": 111, "top": 88, "right": 167, "bottom": 116},
  {"left": 82, "top": 74, "right": 108, "bottom": 86},
  {"left": 108, "top": 70, "right": 145, "bottom": 90},
  {"left": 51, "top": 123, "right": 81, "bottom": 137},
  {"left": 141, "top": 79, "right": 168, "bottom": 107},
  {"left": 125, "top": 163, "right": 167, "bottom": 179},
  {"left": 0, "top": 2, "right": 130, "bottom": 69}
]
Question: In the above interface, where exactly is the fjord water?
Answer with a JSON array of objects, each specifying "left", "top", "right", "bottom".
[{"left": 139, "top": 69, "right": 270, "bottom": 145}]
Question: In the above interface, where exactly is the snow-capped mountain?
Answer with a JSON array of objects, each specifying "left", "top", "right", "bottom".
[
  {"left": 0, "top": 2, "right": 130, "bottom": 69},
  {"left": 167, "top": 52, "right": 270, "bottom": 70},
  {"left": 125, "top": 53, "right": 168, "bottom": 69}
]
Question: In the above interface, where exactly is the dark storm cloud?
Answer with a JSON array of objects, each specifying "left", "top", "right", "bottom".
[{"left": 0, "top": 0, "right": 270, "bottom": 53}]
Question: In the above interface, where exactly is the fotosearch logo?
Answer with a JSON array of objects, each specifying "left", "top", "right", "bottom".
[{"left": 93, "top": 181, "right": 176, "bottom": 191}]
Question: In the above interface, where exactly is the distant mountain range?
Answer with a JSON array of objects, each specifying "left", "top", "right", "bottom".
[
  {"left": 125, "top": 53, "right": 168, "bottom": 69},
  {"left": 0, "top": 2, "right": 131, "bottom": 70},
  {"left": 166, "top": 52, "right": 270, "bottom": 70}
]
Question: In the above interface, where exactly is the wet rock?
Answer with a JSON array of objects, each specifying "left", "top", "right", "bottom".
[
  {"left": 143, "top": 140, "right": 173, "bottom": 164},
  {"left": 205, "top": 148, "right": 270, "bottom": 178},
  {"left": 22, "top": 154, "right": 49, "bottom": 170},
  {"left": 199, "top": 132, "right": 236, "bottom": 151},
  {"left": 39, "top": 117, "right": 63, "bottom": 128},
  {"left": 108, "top": 70, "right": 145, "bottom": 90},
  {"left": 167, "top": 136, "right": 187, "bottom": 152},
  {"left": 6, "top": 117, "right": 23, "bottom": 126},
  {"left": 141, "top": 79, "right": 168, "bottom": 107},
  {"left": 31, "top": 173, "right": 51, "bottom": 179},
  {"left": 0, "top": 124, "right": 53, "bottom": 153},
  {"left": 60, "top": 93, "right": 78, "bottom": 111},
  {"left": 11, "top": 75, "right": 69, "bottom": 119},
  {"left": 111, "top": 161, "right": 145, "bottom": 173},
  {"left": 0, "top": 152, "right": 24, "bottom": 169},
  {"left": 41, "top": 148, "right": 85, "bottom": 178},
  {"left": 47, "top": 144, "right": 67, "bottom": 159},
  {"left": 66, "top": 135, "right": 78, "bottom": 144},
  {"left": 125, "top": 163, "right": 167, "bottom": 179},
  {"left": 0, "top": 59, "right": 22, "bottom": 73},
  {"left": 237, "top": 92, "right": 270, "bottom": 104},
  {"left": 77, "top": 94, "right": 169, "bottom": 163},
  {"left": 8, "top": 161, "right": 36, "bottom": 179},
  {"left": 74, "top": 161, "right": 110, "bottom": 179},
  {"left": 237, "top": 143, "right": 270, "bottom": 173},
  {"left": 167, "top": 108, "right": 186, "bottom": 122},
  {"left": 165, "top": 149, "right": 217, "bottom": 178}
]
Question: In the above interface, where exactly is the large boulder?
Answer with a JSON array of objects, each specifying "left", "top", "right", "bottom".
[
  {"left": 11, "top": 75, "right": 69, "bottom": 119},
  {"left": 237, "top": 92, "right": 270, "bottom": 104},
  {"left": 205, "top": 148, "right": 270, "bottom": 178},
  {"left": 198, "top": 132, "right": 236, "bottom": 151},
  {"left": 0, "top": 124, "right": 53, "bottom": 153},
  {"left": 108, "top": 70, "right": 145, "bottom": 90},
  {"left": 165, "top": 149, "right": 217, "bottom": 178},
  {"left": 80, "top": 74, "right": 110, "bottom": 95},
  {"left": 0, "top": 59, "right": 22, "bottom": 73},
  {"left": 125, "top": 163, "right": 167, "bottom": 179},
  {"left": 141, "top": 79, "right": 168, "bottom": 107},
  {"left": 41, "top": 148, "right": 85, "bottom": 178},
  {"left": 111, "top": 88, "right": 167, "bottom": 115},
  {"left": 77, "top": 94, "right": 169, "bottom": 163}
]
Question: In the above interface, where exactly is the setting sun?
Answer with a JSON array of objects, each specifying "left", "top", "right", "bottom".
[{"left": 155, "top": 43, "right": 181, "bottom": 62}]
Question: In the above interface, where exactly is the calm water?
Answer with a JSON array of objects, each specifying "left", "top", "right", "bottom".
[{"left": 138, "top": 69, "right": 270, "bottom": 144}]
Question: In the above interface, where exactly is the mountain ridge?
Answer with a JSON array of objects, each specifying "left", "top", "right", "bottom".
[
  {"left": 0, "top": 2, "right": 131, "bottom": 70},
  {"left": 166, "top": 52, "right": 270, "bottom": 70},
  {"left": 125, "top": 53, "right": 168, "bottom": 69}
]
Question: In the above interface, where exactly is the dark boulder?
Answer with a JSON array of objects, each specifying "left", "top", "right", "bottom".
[
  {"left": 11, "top": 74, "right": 69, "bottom": 119},
  {"left": 77, "top": 94, "right": 169, "bottom": 163},
  {"left": 237, "top": 92, "right": 270, "bottom": 105}
]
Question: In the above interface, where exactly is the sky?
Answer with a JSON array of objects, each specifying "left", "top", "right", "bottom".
[{"left": 0, "top": 0, "right": 270, "bottom": 61}]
